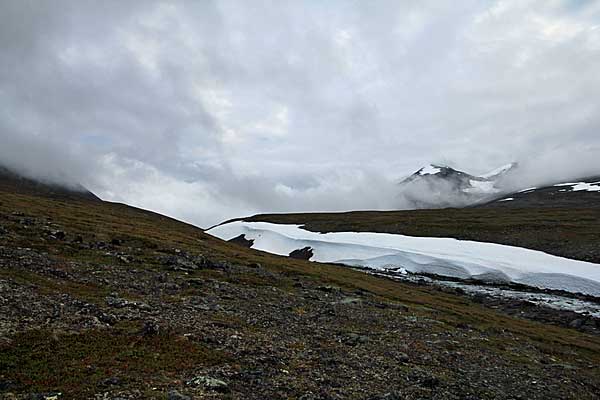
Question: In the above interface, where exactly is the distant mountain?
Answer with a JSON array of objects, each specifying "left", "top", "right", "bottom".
[
  {"left": 398, "top": 163, "right": 518, "bottom": 208},
  {"left": 0, "top": 165, "right": 100, "bottom": 202},
  {"left": 479, "top": 176, "right": 600, "bottom": 208}
]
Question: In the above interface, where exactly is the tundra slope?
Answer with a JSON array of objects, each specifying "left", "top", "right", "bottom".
[
  {"left": 480, "top": 176, "right": 600, "bottom": 209},
  {"left": 1, "top": 172, "right": 600, "bottom": 398}
]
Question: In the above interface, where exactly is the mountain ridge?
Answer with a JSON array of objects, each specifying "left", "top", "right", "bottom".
[
  {"left": 397, "top": 162, "right": 518, "bottom": 209},
  {"left": 0, "top": 165, "right": 100, "bottom": 202}
]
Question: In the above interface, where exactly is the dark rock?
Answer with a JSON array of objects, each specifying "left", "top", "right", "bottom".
[
  {"left": 397, "top": 352, "right": 410, "bottom": 363},
  {"left": 188, "top": 278, "right": 204, "bottom": 286},
  {"left": 368, "top": 393, "right": 403, "bottom": 400},
  {"left": 228, "top": 234, "right": 254, "bottom": 248},
  {"left": 0, "top": 380, "right": 14, "bottom": 391},
  {"left": 569, "top": 318, "right": 584, "bottom": 329},
  {"left": 141, "top": 320, "right": 160, "bottom": 336},
  {"left": 100, "top": 376, "right": 122, "bottom": 386},
  {"left": 289, "top": 246, "right": 314, "bottom": 260},
  {"left": 316, "top": 285, "right": 341, "bottom": 293},
  {"left": 49, "top": 230, "right": 66, "bottom": 240},
  {"left": 111, "top": 238, "right": 123, "bottom": 246},
  {"left": 105, "top": 294, "right": 150, "bottom": 310},
  {"left": 248, "top": 262, "right": 262, "bottom": 269},
  {"left": 159, "top": 255, "right": 202, "bottom": 271},
  {"left": 341, "top": 332, "right": 369, "bottom": 346},
  {"left": 167, "top": 390, "right": 190, "bottom": 400},
  {"left": 98, "top": 313, "right": 118, "bottom": 325},
  {"left": 409, "top": 370, "right": 440, "bottom": 388}
]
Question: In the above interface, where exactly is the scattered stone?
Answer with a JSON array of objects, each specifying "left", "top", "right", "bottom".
[
  {"left": 341, "top": 332, "right": 369, "bottom": 346},
  {"left": 316, "top": 285, "right": 341, "bottom": 293},
  {"left": 141, "top": 320, "right": 160, "bottom": 336},
  {"left": 368, "top": 392, "right": 403, "bottom": 400},
  {"left": 49, "top": 230, "right": 66, "bottom": 240},
  {"left": 167, "top": 390, "right": 190, "bottom": 400},
  {"left": 569, "top": 318, "right": 584, "bottom": 329},
  {"left": 28, "top": 393, "right": 62, "bottom": 400},
  {"left": 335, "top": 297, "right": 362, "bottom": 305},
  {"left": 105, "top": 294, "right": 150, "bottom": 310},
  {"left": 187, "top": 376, "right": 229, "bottom": 392},
  {"left": 100, "top": 376, "right": 122, "bottom": 386},
  {"left": 397, "top": 352, "right": 410, "bottom": 363},
  {"left": 188, "top": 278, "right": 204, "bottom": 286}
]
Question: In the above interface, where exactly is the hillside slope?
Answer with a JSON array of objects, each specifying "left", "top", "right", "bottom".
[
  {"left": 0, "top": 166, "right": 100, "bottom": 202},
  {"left": 1, "top": 181, "right": 600, "bottom": 398},
  {"left": 480, "top": 176, "right": 600, "bottom": 208}
]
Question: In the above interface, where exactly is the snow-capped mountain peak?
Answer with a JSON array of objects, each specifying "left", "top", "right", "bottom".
[
  {"left": 417, "top": 164, "right": 443, "bottom": 176},
  {"left": 398, "top": 162, "right": 518, "bottom": 209}
]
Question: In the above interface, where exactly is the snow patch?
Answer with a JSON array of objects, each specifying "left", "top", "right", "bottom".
[
  {"left": 465, "top": 180, "right": 499, "bottom": 194},
  {"left": 208, "top": 221, "right": 600, "bottom": 296},
  {"left": 554, "top": 181, "right": 600, "bottom": 192},
  {"left": 518, "top": 187, "right": 537, "bottom": 193},
  {"left": 498, "top": 197, "right": 514, "bottom": 202},
  {"left": 479, "top": 163, "right": 515, "bottom": 179},
  {"left": 419, "top": 165, "right": 441, "bottom": 175}
]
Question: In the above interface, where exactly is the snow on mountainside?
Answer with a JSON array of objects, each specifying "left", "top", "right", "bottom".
[
  {"left": 479, "top": 163, "right": 517, "bottom": 179},
  {"left": 208, "top": 221, "right": 600, "bottom": 296},
  {"left": 397, "top": 163, "right": 518, "bottom": 209},
  {"left": 480, "top": 176, "right": 600, "bottom": 208}
]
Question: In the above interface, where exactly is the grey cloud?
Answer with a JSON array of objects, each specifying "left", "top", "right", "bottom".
[{"left": 1, "top": 0, "right": 599, "bottom": 226}]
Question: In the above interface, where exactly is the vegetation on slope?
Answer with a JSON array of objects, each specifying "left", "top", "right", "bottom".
[{"left": 0, "top": 188, "right": 599, "bottom": 399}]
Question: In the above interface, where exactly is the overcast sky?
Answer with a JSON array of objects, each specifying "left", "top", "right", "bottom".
[{"left": 1, "top": 0, "right": 600, "bottom": 227}]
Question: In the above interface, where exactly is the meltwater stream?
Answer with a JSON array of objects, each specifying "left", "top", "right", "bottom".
[{"left": 372, "top": 270, "right": 600, "bottom": 318}]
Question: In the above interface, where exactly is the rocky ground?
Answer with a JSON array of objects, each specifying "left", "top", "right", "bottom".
[
  {"left": 367, "top": 269, "right": 600, "bottom": 335},
  {"left": 1, "top": 196, "right": 600, "bottom": 399}
]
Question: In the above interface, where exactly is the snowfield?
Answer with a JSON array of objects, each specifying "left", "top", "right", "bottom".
[{"left": 208, "top": 221, "right": 600, "bottom": 296}]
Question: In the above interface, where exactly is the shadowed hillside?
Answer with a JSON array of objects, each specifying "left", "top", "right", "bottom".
[{"left": 0, "top": 166, "right": 100, "bottom": 202}]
